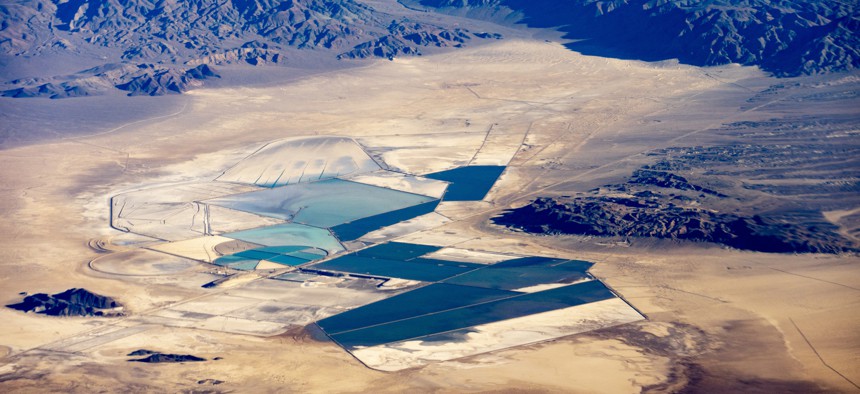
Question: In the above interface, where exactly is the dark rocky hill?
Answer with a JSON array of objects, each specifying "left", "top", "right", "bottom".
[
  {"left": 407, "top": 0, "right": 859, "bottom": 77},
  {"left": 493, "top": 196, "right": 854, "bottom": 254},
  {"left": 6, "top": 288, "right": 123, "bottom": 316},
  {"left": 492, "top": 107, "right": 860, "bottom": 255},
  {"left": 127, "top": 349, "right": 207, "bottom": 363},
  {"left": 0, "top": 0, "right": 503, "bottom": 97}
]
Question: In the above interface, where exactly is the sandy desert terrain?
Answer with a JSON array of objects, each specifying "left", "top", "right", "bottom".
[{"left": 0, "top": 35, "right": 858, "bottom": 393}]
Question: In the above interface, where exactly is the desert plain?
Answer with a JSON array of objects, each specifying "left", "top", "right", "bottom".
[{"left": 0, "top": 33, "right": 858, "bottom": 393}]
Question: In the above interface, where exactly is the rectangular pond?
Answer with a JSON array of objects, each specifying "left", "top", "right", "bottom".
[
  {"left": 310, "top": 255, "right": 482, "bottom": 282},
  {"left": 328, "top": 280, "right": 616, "bottom": 349},
  {"left": 317, "top": 283, "right": 521, "bottom": 335},
  {"left": 424, "top": 165, "right": 506, "bottom": 201},
  {"left": 354, "top": 242, "right": 443, "bottom": 260},
  {"left": 442, "top": 257, "right": 594, "bottom": 290}
]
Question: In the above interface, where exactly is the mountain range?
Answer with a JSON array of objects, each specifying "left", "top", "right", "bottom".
[
  {"left": 0, "top": 0, "right": 856, "bottom": 98},
  {"left": 0, "top": 0, "right": 501, "bottom": 98},
  {"left": 409, "top": 0, "right": 859, "bottom": 76}
]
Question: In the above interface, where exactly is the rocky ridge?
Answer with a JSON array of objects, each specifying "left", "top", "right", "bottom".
[
  {"left": 339, "top": 19, "right": 501, "bottom": 60},
  {"left": 3, "top": 0, "right": 855, "bottom": 98},
  {"left": 408, "top": 0, "right": 860, "bottom": 76},
  {"left": 494, "top": 195, "right": 853, "bottom": 254},
  {"left": 3, "top": 63, "right": 220, "bottom": 98},
  {"left": 0, "top": 0, "right": 503, "bottom": 97},
  {"left": 493, "top": 103, "right": 860, "bottom": 255}
]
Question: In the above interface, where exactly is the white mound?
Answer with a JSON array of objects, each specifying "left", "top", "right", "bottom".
[
  {"left": 345, "top": 170, "right": 449, "bottom": 198},
  {"left": 217, "top": 136, "right": 381, "bottom": 187}
]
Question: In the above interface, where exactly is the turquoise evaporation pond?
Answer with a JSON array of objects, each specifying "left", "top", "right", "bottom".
[
  {"left": 206, "top": 179, "right": 435, "bottom": 228},
  {"left": 212, "top": 256, "right": 261, "bottom": 271},
  {"left": 213, "top": 245, "right": 327, "bottom": 270},
  {"left": 326, "top": 280, "right": 616, "bottom": 349},
  {"left": 223, "top": 223, "right": 344, "bottom": 253},
  {"left": 424, "top": 165, "right": 506, "bottom": 201}
]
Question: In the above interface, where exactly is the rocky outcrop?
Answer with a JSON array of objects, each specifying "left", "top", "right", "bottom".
[
  {"left": 6, "top": 288, "right": 123, "bottom": 317},
  {"left": 186, "top": 42, "right": 285, "bottom": 66},
  {"left": 629, "top": 169, "right": 726, "bottom": 198},
  {"left": 127, "top": 349, "right": 206, "bottom": 363},
  {"left": 1, "top": 63, "right": 219, "bottom": 98},
  {"left": 340, "top": 35, "right": 422, "bottom": 60},
  {"left": 409, "top": 0, "right": 860, "bottom": 76},
  {"left": 115, "top": 64, "right": 220, "bottom": 96},
  {"left": 339, "top": 19, "right": 499, "bottom": 60},
  {"left": 494, "top": 196, "right": 854, "bottom": 254},
  {"left": 493, "top": 108, "right": 860, "bottom": 255}
]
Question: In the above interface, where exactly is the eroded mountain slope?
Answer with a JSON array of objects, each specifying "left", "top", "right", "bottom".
[
  {"left": 0, "top": 0, "right": 502, "bottom": 97},
  {"left": 409, "top": 0, "right": 860, "bottom": 76}
]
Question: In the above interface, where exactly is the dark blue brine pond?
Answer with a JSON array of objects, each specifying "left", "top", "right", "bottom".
[
  {"left": 424, "top": 165, "right": 506, "bottom": 201},
  {"left": 328, "top": 280, "right": 616, "bottom": 349},
  {"left": 443, "top": 257, "right": 594, "bottom": 290},
  {"left": 316, "top": 283, "right": 520, "bottom": 335},
  {"left": 330, "top": 200, "right": 440, "bottom": 241},
  {"left": 309, "top": 242, "right": 487, "bottom": 281},
  {"left": 307, "top": 241, "right": 614, "bottom": 350},
  {"left": 310, "top": 255, "right": 482, "bottom": 282},
  {"left": 355, "top": 242, "right": 443, "bottom": 260}
]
